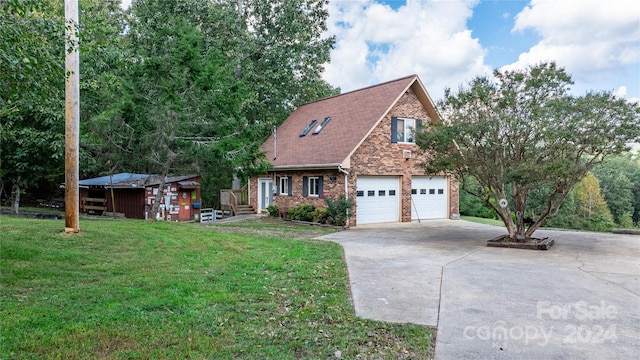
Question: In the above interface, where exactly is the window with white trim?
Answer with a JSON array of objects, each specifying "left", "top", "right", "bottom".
[
  {"left": 308, "top": 177, "right": 320, "bottom": 196},
  {"left": 280, "top": 177, "right": 290, "bottom": 195},
  {"left": 391, "top": 117, "right": 422, "bottom": 144},
  {"left": 397, "top": 118, "right": 416, "bottom": 143}
]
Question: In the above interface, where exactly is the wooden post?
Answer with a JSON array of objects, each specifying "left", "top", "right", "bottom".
[{"left": 64, "top": 0, "right": 80, "bottom": 233}]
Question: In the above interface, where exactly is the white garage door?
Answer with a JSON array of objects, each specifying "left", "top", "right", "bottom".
[
  {"left": 356, "top": 176, "right": 400, "bottom": 225},
  {"left": 411, "top": 176, "right": 448, "bottom": 220}
]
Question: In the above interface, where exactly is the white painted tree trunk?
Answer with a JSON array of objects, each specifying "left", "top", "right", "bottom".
[{"left": 10, "top": 182, "right": 20, "bottom": 215}]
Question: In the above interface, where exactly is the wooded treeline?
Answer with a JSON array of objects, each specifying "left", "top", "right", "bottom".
[
  {"left": 460, "top": 153, "right": 640, "bottom": 229},
  {"left": 1, "top": 0, "right": 338, "bottom": 210}
]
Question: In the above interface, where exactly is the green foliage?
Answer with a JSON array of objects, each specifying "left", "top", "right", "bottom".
[
  {"left": 591, "top": 154, "right": 640, "bottom": 226},
  {"left": 458, "top": 175, "right": 498, "bottom": 219},
  {"left": 287, "top": 204, "right": 316, "bottom": 222},
  {"left": 417, "top": 62, "right": 640, "bottom": 239},
  {"left": 0, "top": 217, "right": 431, "bottom": 358},
  {"left": 266, "top": 205, "right": 279, "bottom": 217},
  {"left": 324, "top": 194, "right": 354, "bottom": 226},
  {"left": 0, "top": 0, "right": 67, "bottom": 210},
  {"left": 459, "top": 191, "right": 497, "bottom": 219},
  {"left": 2, "top": 0, "right": 337, "bottom": 209},
  {"left": 313, "top": 208, "right": 328, "bottom": 224},
  {"left": 617, "top": 213, "right": 635, "bottom": 229},
  {"left": 0, "top": 0, "right": 64, "bottom": 117},
  {"left": 573, "top": 173, "right": 613, "bottom": 220},
  {"left": 238, "top": 0, "right": 339, "bottom": 134},
  {"left": 583, "top": 214, "right": 616, "bottom": 232},
  {"left": 535, "top": 179, "right": 619, "bottom": 232},
  {"left": 78, "top": 0, "right": 337, "bottom": 206}
]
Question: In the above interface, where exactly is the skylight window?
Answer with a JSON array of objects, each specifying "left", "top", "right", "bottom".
[
  {"left": 312, "top": 116, "right": 332, "bottom": 135},
  {"left": 299, "top": 119, "right": 318, "bottom": 137}
]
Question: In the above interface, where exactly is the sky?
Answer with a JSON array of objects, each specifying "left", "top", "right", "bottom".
[{"left": 322, "top": 0, "right": 640, "bottom": 102}]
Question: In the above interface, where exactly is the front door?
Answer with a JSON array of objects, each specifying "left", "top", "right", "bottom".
[{"left": 258, "top": 178, "right": 273, "bottom": 212}]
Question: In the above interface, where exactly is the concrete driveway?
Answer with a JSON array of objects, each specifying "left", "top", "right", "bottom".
[{"left": 316, "top": 220, "right": 640, "bottom": 360}]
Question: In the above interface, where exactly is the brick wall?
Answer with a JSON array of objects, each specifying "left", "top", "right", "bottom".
[
  {"left": 350, "top": 88, "right": 459, "bottom": 223},
  {"left": 250, "top": 169, "right": 345, "bottom": 214},
  {"left": 272, "top": 169, "right": 344, "bottom": 213}
]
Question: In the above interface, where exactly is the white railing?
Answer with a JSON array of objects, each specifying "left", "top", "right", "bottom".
[{"left": 200, "top": 208, "right": 231, "bottom": 223}]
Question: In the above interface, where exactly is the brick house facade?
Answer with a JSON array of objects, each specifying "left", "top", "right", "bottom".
[{"left": 249, "top": 75, "right": 459, "bottom": 226}]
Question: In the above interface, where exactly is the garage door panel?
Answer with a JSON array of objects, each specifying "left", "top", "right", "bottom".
[
  {"left": 412, "top": 177, "right": 447, "bottom": 220},
  {"left": 356, "top": 177, "right": 399, "bottom": 225}
]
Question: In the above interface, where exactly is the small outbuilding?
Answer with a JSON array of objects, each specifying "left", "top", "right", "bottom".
[{"left": 77, "top": 173, "right": 201, "bottom": 221}]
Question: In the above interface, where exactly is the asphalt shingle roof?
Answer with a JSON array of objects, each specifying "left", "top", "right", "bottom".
[{"left": 260, "top": 74, "right": 438, "bottom": 169}]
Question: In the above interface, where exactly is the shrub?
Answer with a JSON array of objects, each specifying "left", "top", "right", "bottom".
[
  {"left": 287, "top": 204, "right": 316, "bottom": 222},
  {"left": 584, "top": 214, "right": 615, "bottom": 232},
  {"left": 313, "top": 208, "right": 328, "bottom": 224},
  {"left": 266, "top": 205, "right": 279, "bottom": 217},
  {"left": 324, "top": 195, "right": 353, "bottom": 226},
  {"left": 459, "top": 190, "right": 498, "bottom": 219}
]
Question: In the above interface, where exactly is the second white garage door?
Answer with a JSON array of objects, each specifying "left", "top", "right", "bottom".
[
  {"left": 356, "top": 176, "right": 400, "bottom": 225},
  {"left": 411, "top": 176, "right": 448, "bottom": 220}
]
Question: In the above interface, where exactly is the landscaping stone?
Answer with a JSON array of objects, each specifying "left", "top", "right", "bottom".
[{"left": 612, "top": 228, "right": 640, "bottom": 235}]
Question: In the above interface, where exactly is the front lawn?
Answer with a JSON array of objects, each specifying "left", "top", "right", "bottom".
[
  {"left": 460, "top": 215, "right": 504, "bottom": 227},
  {"left": 0, "top": 216, "right": 432, "bottom": 359}
]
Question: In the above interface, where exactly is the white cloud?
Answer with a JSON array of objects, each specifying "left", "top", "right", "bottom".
[
  {"left": 506, "top": 0, "right": 640, "bottom": 98},
  {"left": 323, "top": 0, "right": 490, "bottom": 101},
  {"left": 616, "top": 86, "right": 640, "bottom": 104},
  {"left": 615, "top": 86, "right": 627, "bottom": 98}
]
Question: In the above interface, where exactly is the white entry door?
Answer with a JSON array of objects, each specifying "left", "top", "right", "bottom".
[
  {"left": 356, "top": 176, "right": 400, "bottom": 225},
  {"left": 411, "top": 176, "right": 448, "bottom": 220},
  {"left": 258, "top": 178, "right": 273, "bottom": 212}
]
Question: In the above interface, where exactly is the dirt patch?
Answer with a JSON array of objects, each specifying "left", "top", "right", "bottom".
[
  {"left": 206, "top": 217, "right": 342, "bottom": 240},
  {"left": 0, "top": 208, "right": 62, "bottom": 219}
]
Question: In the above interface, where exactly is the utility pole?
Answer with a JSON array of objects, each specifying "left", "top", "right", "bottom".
[{"left": 64, "top": 0, "right": 80, "bottom": 233}]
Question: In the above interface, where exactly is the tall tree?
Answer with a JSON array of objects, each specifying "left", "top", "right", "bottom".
[
  {"left": 77, "top": 0, "right": 129, "bottom": 178},
  {"left": 92, "top": 0, "right": 337, "bottom": 210},
  {"left": 0, "top": 0, "right": 65, "bottom": 213},
  {"left": 591, "top": 154, "right": 640, "bottom": 226},
  {"left": 120, "top": 0, "right": 261, "bottom": 215},
  {"left": 237, "top": 0, "right": 338, "bottom": 133},
  {"left": 574, "top": 173, "right": 612, "bottom": 220},
  {"left": 417, "top": 62, "right": 640, "bottom": 241}
]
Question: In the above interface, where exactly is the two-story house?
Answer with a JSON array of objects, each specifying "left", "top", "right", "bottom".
[{"left": 249, "top": 74, "right": 459, "bottom": 226}]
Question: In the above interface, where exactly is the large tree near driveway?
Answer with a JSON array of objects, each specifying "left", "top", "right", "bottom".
[{"left": 417, "top": 62, "right": 640, "bottom": 241}]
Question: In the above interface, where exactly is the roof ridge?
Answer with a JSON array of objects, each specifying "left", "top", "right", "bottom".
[{"left": 300, "top": 74, "right": 418, "bottom": 106}]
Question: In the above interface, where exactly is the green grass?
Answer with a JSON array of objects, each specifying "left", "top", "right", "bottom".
[
  {"left": 460, "top": 216, "right": 504, "bottom": 227},
  {"left": 0, "top": 216, "right": 432, "bottom": 359},
  {"left": 206, "top": 217, "right": 340, "bottom": 239}
]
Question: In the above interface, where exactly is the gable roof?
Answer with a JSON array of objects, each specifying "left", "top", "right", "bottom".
[{"left": 260, "top": 74, "right": 440, "bottom": 170}]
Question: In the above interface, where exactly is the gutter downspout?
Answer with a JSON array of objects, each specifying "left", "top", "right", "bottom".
[{"left": 338, "top": 165, "right": 350, "bottom": 228}]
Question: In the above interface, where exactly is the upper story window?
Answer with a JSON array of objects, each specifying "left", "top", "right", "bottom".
[
  {"left": 300, "top": 120, "right": 318, "bottom": 137},
  {"left": 399, "top": 118, "right": 415, "bottom": 143},
  {"left": 312, "top": 116, "right": 332, "bottom": 135},
  {"left": 391, "top": 117, "right": 422, "bottom": 144}
]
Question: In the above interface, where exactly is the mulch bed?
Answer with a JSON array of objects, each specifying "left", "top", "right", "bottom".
[{"left": 486, "top": 235, "right": 555, "bottom": 250}]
